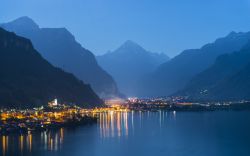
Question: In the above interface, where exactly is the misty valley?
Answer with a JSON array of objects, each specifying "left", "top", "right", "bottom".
[{"left": 1, "top": 2, "right": 250, "bottom": 155}]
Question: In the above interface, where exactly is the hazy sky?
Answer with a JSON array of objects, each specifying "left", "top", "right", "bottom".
[{"left": 1, "top": 0, "right": 250, "bottom": 57}]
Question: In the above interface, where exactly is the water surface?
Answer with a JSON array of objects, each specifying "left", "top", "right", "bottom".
[{"left": 1, "top": 111, "right": 250, "bottom": 156}]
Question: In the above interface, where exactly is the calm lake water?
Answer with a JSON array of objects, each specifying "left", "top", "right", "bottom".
[{"left": 1, "top": 111, "right": 250, "bottom": 156}]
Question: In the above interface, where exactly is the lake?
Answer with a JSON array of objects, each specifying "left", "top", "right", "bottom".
[{"left": 1, "top": 111, "right": 250, "bottom": 156}]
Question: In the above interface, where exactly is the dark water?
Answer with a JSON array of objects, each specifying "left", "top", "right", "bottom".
[{"left": 1, "top": 111, "right": 250, "bottom": 156}]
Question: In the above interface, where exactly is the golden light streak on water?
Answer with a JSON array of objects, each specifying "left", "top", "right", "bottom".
[
  {"left": 19, "top": 135, "right": 24, "bottom": 152},
  {"left": 50, "top": 138, "right": 53, "bottom": 151},
  {"left": 28, "top": 134, "right": 32, "bottom": 152},
  {"left": 2, "top": 136, "right": 6, "bottom": 156},
  {"left": 110, "top": 111, "right": 115, "bottom": 138},
  {"left": 60, "top": 128, "right": 64, "bottom": 145},
  {"left": 98, "top": 111, "right": 130, "bottom": 139},
  {"left": 99, "top": 113, "right": 102, "bottom": 138}
]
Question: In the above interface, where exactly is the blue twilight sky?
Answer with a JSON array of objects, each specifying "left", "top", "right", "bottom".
[{"left": 1, "top": 0, "right": 250, "bottom": 57}]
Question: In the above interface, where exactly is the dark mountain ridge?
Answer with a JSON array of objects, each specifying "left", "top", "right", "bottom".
[
  {"left": 178, "top": 42, "right": 250, "bottom": 101},
  {"left": 137, "top": 31, "right": 250, "bottom": 97},
  {"left": 1, "top": 16, "right": 121, "bottom": 99},
  {"left": 0, "top": 28, "right": 102, "bottom": 108}
]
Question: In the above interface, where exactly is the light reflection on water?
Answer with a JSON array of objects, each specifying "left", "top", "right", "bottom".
[
  {"left": 0, "top": 111, "right": 175, "bottom": 155},
  {"left": 2, "top": 111, "right": 249, "bottom": 156},
  {"left": 99, "top": 112, "right": 130, "bottom": 138},
  {"left": 0, "top": 128, "right": 65, "bottom": 156},
  {"left": 98, "top": 111, "right": 175, "bottom": 139}
]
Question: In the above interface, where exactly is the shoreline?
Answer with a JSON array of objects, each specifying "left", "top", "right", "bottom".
[{"left": 1, "top": 101, "right": 250, "bottom": 135}]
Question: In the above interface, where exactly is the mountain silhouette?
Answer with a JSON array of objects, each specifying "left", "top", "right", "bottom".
[
  {"left": 137, "top": 31, "right": 250, "bottom": 97},
  {"left": 0, "top": 28, "right": 103, "bottom": 108},
  {"left": 1, "top": 16, "right": 121, "bottom": 99},
  {"left": 97, "top": 40, "right": 169, "bottom": 96},
  {"left": 178, "top": 42, "right": 250, "bottom": 101}
]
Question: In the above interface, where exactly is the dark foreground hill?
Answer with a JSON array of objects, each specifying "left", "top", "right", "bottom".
[
  {"left": 0, "top": 28, "right": 103, "bottom": 108},
  {"left": 1, "top": 16, "right": 121, "bottom": 98}
]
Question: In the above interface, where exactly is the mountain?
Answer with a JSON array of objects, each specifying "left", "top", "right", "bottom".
[
  {"left": 137, "top": 31, "right": 250, "bottom": 97},
  {"left": 1, "top": 16, "right": 121, "bottom": 99},
  {"left": 178, "top": 42, "right": 250, "bottom": 101},
  {"left": 97, "top": 40, "right": 169, "bottom": 96},
  {"left": 0, "top": 27, "right": 103, "bottom": 108}
]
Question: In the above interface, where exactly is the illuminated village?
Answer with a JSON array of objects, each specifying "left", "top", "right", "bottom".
[
  {"left": 0, "top": 99, "right": 96, "bottom": 134},
  {"left": 0, "top": 98, "right": 132, "bottom": 135},
  {"left": 1, "top": 97, "right": 250, "bottom": 135}
]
